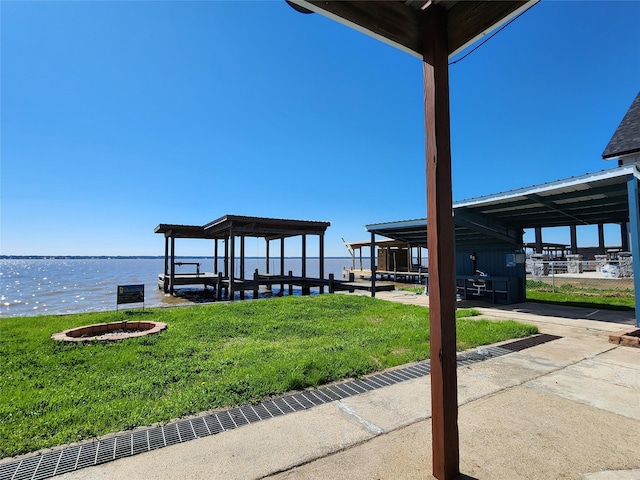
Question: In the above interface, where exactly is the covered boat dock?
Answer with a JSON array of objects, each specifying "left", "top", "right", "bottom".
[
  {"left": 154, "top": 214, "right": 392, "bottom": 299},
  {"left": 342, "top": 238, "right": 428, "bottom": 284}
]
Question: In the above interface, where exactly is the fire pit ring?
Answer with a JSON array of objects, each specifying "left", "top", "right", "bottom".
[{"left": 52, "top": 321, "right": 167, "bottom": 342}]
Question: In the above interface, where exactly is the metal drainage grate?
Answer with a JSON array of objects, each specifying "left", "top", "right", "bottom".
[
  {"left": 0, "top": 334, "right": 560, "bottom": 480},
  {"left": 500, "top": 333, "right": 562, "bottom": 352}
]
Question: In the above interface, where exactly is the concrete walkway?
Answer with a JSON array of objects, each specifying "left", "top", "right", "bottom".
[{"left": 47, "top": 294, "right": 640, "bottom": 479}]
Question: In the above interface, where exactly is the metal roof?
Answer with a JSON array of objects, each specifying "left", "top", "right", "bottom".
[
  {"left": 367, "top": 165, "right": 640, "bottom": 247},
  {"left": 155, "top": 215, "right": 330, "bottom": 240},
  {"left": 153, "top": 224, "right": 205, "bottom": 238}
]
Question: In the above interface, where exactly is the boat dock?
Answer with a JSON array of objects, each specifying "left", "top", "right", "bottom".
[
  {"left": 154, "top": 215, "right": 395, "bottom": 301},
  {"left": 158, "top": 270, "right": 394, "bottom": 299},
  {"left": 342, "top": 238, "right": 428, "bottom": 285},
  {"left": 343, "top": 268, "right": 428, "bottom": 284}
]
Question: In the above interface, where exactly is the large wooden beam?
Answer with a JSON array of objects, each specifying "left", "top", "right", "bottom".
[
  {"left": 306, "top": 0, "right": 421, "bottom": 56},
  {"left": 301, "top": 1, "right": 531, "bottom": 58},
  {"left": 422, "top": 5, "right": 459, "bottom": 480},
  {"left": 446, "top": 1, "right": 531, "bottom": 56}
]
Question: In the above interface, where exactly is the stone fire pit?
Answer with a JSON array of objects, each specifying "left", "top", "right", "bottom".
[{"left": 52, "top": 321, "right": 167, "bottom": 342}]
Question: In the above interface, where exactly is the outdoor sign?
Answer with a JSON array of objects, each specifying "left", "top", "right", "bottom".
[{"left": 117, "top": 284, "right": 145, "bottom": 306}]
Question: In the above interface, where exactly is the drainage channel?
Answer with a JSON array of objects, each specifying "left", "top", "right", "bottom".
[{"left": 0, "top": 333, "right": 561, "bottom": 480}]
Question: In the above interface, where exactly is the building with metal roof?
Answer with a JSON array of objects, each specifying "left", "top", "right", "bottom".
[{"left": 365, "top": 91, "right": 640, "bottom": 326}]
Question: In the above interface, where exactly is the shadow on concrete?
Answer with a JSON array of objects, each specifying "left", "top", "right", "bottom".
[{"left": 460, "top": 299, "right": 636, "bottom": 326}]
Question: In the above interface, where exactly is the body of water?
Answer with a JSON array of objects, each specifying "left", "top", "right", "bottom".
[{"left": 0, "top": 257, "right": 366, "bottom": 318}]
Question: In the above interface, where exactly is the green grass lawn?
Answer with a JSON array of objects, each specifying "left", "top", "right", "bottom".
[
  {"left": 0, "top": 294, "right": 537, "bottom": 458},
  {"left": 526, "top": 280, "right": 635, "bottom": 310},
  {"left": 398, "top": 286, "right": 426, "bottom": 294}
]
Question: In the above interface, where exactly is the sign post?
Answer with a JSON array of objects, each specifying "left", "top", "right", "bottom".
[{"left": 117, "top": 284, "right": 145, "bottom": 311}]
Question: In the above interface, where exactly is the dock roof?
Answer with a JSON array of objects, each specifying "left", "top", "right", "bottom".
[{"left": 155, "top": 215, "right": 330, "bottom": 240}]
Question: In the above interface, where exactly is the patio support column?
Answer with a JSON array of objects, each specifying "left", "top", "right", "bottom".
[
  {"left": 626, "top": 175, "right": 640, "bottom": 328},
  {"left": 621, "top": 223, "right": 629, "bottom": 251},
  {"left": 422, "top": 5, "right": 459, "bottom": 479},
  {"left": 370, "top": 231, "right": 376, "bottom": 297},
  {"left": 598, "top": 224, "right": 606, "bottom": 255},
  {"left": 535, "top": 227, "right": 543, "bottom": 253},
  {"left": 570, "top": 225, "right": 578, "bottom": 254}
]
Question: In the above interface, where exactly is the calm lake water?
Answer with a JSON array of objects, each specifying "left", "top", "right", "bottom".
[{"left": 0, "top": 258, "right": 367, "bottom": 318}]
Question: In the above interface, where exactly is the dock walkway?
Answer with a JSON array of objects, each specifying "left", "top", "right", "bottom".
[{"left": 158, "top": 272, "right": 394, "bottom": 299}]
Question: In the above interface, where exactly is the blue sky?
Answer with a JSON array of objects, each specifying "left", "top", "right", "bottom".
[{"left": 2, "top": 1, "right": 639, "bottom": 257}]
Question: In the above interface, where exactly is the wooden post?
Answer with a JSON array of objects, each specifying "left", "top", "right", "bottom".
[
  {"left": 301, "top": 235, "right": 310, "bottom": 295},
  {"left": 214, "top": 239, "right": 219, "bottom": 274},
  {"left": 351, "top": 247, "right": 362, "bottom": 270},
  {"left": 370, "top": 231, "right": 376, "bottom": 297},
  {"left": 319, "top": 233, "right": 325, "bottom": 294},
  {"left": 170, "top": 235, "right": 176, "bottom": 295},
  {"left": 301, "top": 234, "right": 307, "bottom": 278},
  {"left": 265, "top": 239, "right": 272, "bottom": 292},
  {"left": 328, "top": 273, "right": 335, "bottom": 293},
  {"left": 229, "top": 231, "right": 235, "bottom": 300},
  {"left": 224, "top": 237, "right": 229, "bottom": 278},
  {"left": 217, "top": 272, "right": 223, "bottom": 300},
  {"left": 253, "top": 269, "right": 259, "bottom": 299},
  {"left": 164, "top": 235, "right": 169, "bottom": 277},
  {"left": 265, "top": 239, "right": 270, "bottom": 274},
  {"left": 240, "top": 235, "right": 245, "bottom": 300},
  {"left": 223, "top": 237, "right": 229, "bottom": 297},
  {"left": 280, "top": 237, "right": 285, "bottom": 294},
  {"left": 288, "top": 270, "right": 293, "bottom": 296},
  {"left": 422, "top": 5, "right": 459, "bottom": 479},
  {"left": 570, "top": 225, "right": 578, "bottom": 254}
]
